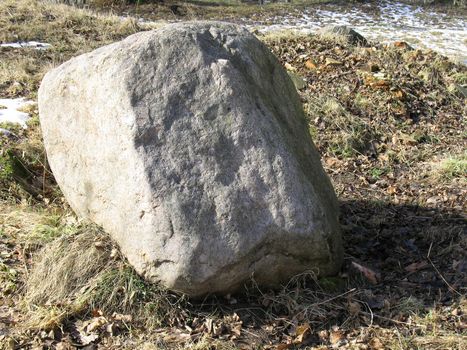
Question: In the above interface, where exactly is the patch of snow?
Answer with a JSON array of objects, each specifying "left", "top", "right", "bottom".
[
  {"left": 0, "top": 41, "right": 51, "bottom": 50},
  {"left": 246, "top": 0, "right": 467, "bottom": 64},
  {"left": 0, "top": 98, "right": 35, "bottom": 128}
]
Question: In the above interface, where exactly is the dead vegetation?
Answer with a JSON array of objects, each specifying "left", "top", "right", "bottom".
[
  {"left": 0, "top": 1, "right": 466, "bottom": 349},
  {"left": 22, "top": 225, "right": 185, "bottom": 333},
  {"left": 263, "top": 31, "right": 466, "bottom": 204},
  {"left": 0, "top": 0, "right": 155, "bottom": 100},
  {"left": 85, "top": 0, "right": 340, "bottom": 22}
]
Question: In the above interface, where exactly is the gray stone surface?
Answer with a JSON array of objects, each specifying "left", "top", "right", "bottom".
[
  {"left": 38, "top": 22, "right": 343, "bottom": 296},
  {"left": 0, "top": 128, "right": 15, "bottom": 138},
  {"left": 320, "top": 25, "right": 368, "bottom": 46}
]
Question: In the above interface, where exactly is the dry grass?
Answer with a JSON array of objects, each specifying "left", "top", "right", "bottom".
[
  {"left": 24, "top": 224, "right": 112, "bottom": 306},
  {"left": 0, "top": 107, "right": 57, "bottom": 203},
  {"left": 304, "top": 95, "right": 378, "bottom": 158},
  {"left": 22, "top": 224, "right": 117, "bottom": 330},
  {"left": 19, "top": 224, "right": 187, "bottom": 334},
  {"left": 92, "top": 0, "right": 336, "bottom": 22},
  {"left": 0, "top": 203, "right": 66, "bottom": 242},
  {"left": 0, "top": 0, "right": 161, "bottom": 203},
  {"left": 315, "top": 29, "right": 364, "bottom": 47},
  {"left": 402, "top": 0, "right": 466, "bottom": 7},
  {"left": 0, "top": 0, "right": 147, "bottom": 99}
]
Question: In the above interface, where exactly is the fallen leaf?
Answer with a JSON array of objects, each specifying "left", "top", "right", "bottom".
[
  {"left": 305, "top": 59, "right": 317, "bottom": 70},
  {"left": 204, "top": 318, "right": 214, "bottom": 334},
  {"left": 85, "top": 316, "right": 107, "bottom": 333},
  {"left": 213, "top": 323, "right": 223, "bottom": 336},
  {"left": 287, "top": 72, "right": 307, "bottom": 90},
  {"left": 364, "top": 76, "right": 390, "bottom": 89},
  {"left": 231, "top": 323, "right": 242, "bottom": 338},
  {"left": 369, "top": 337, "right": 385, "bottom": 349},
  {"left": 91, "top": 309, "right": 103, "bottom": 317},
  {"left": 351, "top": 262, "right": 380, "bottom": 284},
  {"left": 398, "top": 133, "right": 418, "bottom": 145},
  {"left": 329, "top": 329, "right": 345, "bottom": 345},
  {"left": 325, "top": 157, "right": 341, "bottom": 168},
  {"left": 325, "top": 57, "right": 343, "bottom": 66},
  {"left": 405, "top": 261, "right": 429, "bottom": 272},
  {"left": 78, "top": 333, "right": 99, "bottom": 346},
  {"left": 294, "top": 323, "right": 311, "bottom": 344},
  {"left": 113, "top": 313, "right": 132, "bottom": 323},
  {"left": 387, "top": 185, "right": 397, "bottom": 195},
  {"left": 393, "top": 90, "right": 405, "bottom": 100},
  {"left": 55, "top": 341, "right": 74, "bottom": 350}
]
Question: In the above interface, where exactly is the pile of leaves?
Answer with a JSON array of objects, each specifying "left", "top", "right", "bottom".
[{"left": 264, "top": 32, "right": 466, "bottom": 205}]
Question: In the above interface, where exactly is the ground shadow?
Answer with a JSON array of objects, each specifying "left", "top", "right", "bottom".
[
  {"left": 186, "top": 199, "right": 466, "bottom": 346},
  {"left": 183, "top": 0, "right": 243, "bottom": 7},
  {"left": 340, "top": 199, "right": 466, "bottom": 304}
]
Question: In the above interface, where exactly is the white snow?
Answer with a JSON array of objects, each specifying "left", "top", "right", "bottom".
[
  {"left": 246, "top": 0, "right": 467, "bottom": 64},
  {"left": 0, "top": 41, "right": 51, "bottom": 50},
  {"left": 0, "top": 98, "right": 35, "bottom": 128}
]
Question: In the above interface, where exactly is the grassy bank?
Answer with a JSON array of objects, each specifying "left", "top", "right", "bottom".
[
  {"left": 64, "top": 0, "right": 467, "bottom": 21},
  {"left": 1, "top": 0, "right": 466, "bottom": 349}
]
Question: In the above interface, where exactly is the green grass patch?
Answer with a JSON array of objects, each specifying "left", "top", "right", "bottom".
[{"left": 437, "top": 154, "right": 467, "bottom": 179}]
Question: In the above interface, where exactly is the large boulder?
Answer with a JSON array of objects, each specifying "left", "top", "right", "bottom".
[{"left": 38, "top": 22, "right": 343, "bottom": 296}]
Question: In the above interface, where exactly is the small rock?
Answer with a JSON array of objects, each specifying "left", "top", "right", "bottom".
[
  {"left": 284, "top": 62, "right": 297, "bottom": 71},
  {"left": 0, "top": 128, "right": 15, "bottom": 138},
  {"left": 393, "top": 41, "right": 413, "bottom": 50},
  {"left": 320, "top": 25, "right": 368, "bottom": 46}
]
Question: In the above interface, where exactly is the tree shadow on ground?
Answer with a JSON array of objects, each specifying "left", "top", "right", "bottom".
[
  {"left": 340, "top": 199, "right": 465, "bottom": 305},
  {"left": 190, "top": 199, "right": 466, "bottom": 347},
  {"left": 184, "top": 0, "right": 239, "bottom": 7}
]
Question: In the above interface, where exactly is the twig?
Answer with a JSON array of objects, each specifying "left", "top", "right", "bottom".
[
  {"left": 305, "top": 288, "right": 357, "bottom": 308},
  {"left": 240, "top": 327, "right": 263, "bottom": 339},
  {"left": 427, "top": 242, "right": 463, "bottom": 297},
  {"left": 395, "top": 328, "right": 404, "bottom": 350},
  {"left": 325, "top": 71, "right": 354, "bottom": 82},
  {"left": 362, "top": 301, "right": 374, "bottom": 327},
  {"left": 22, "top": 245, "right": 29, "bottom": 278},
  {"left": 360, "top": 311, "right": 427, "bottom": 328},
  {"left": 42, "top": 153, "right": 47, "bottom": 197},
  {"left": 427, "top": 242, "right": 433, "bottom": 259}
]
